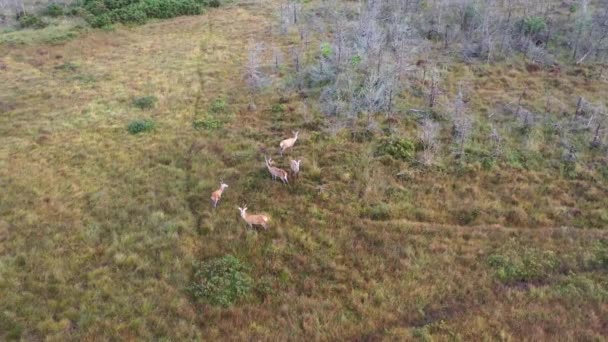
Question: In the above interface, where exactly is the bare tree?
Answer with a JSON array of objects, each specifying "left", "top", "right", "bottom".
[
  {"left": 451, "top": 88, "right": 472, "bottom": 158},
  {"left": 243, "top": 42, "right": 264, "bottom": 112},
  {"left": 419, "top": 118, "right": 440, "bottom": 166}
]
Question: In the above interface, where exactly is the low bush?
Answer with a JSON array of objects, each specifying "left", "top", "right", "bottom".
[
  {"left": 81, "top": 0, "right": 214, "bottom": 27},
  {"left": 132, "top": 95, "right": 157, "bottom": 110},
  {"left": 361, "top": 203, "right": 391, "bottom": 221},
  {"left": 127, "top": 119, "right": 155, "bottom": 134},
  {"left": 19, "top": 15, "right": 48, "bottom": 29},
  {"left": 46, "top": 3, "right": 64, "bottom": 17},
  {"left": 201, "top": 0, "right": 220, "bottom": 7},
  {"left": 210, "top": 97, "right": 227, "bottom": 113},
  {"left": 193, "top": 117, "right": 222, "bottom": 130},
  {"left": 487, "top": 247, "right": 559, "bottom": 284},
  {"left": 189, "top": 255, "right": 253, "bottom": 307},
  {"left": 271, "top": 103, "right": 286, "bottom": 113},
  {"left": 376, "top": 137, "right": 415, "bottom": 161}
]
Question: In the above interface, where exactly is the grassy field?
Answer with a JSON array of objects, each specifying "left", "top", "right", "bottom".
[{"left": 1, "top": 0, "right": 607, "bottom": 340}]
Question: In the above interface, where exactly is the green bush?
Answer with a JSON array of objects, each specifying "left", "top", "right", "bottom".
[
  {"left": 201, "top": 0, "right": 220, "bottom": 7},
  {"left": 210, "top": 97, "right": 227, "bottom": 113},
  {"left": 19, "top": 14, "right": 48, "bottom": 29},
  {"left": 82, "top": 0, "right": 209, "bottom": 26},
  {"left": 85, "top": 0, "right": 109, "bottom": 16},
  {"left": 127, "top": 119, "right": 155, "bottom": 134},
  {"left": 46, "top": 3, "right": 64, "bottom": 17},
  {"left": 521, "top": 16, "right": 546, "bottom": 36},
  {"left": 271, "top": 103, "right": 286, "bottom": 113},
  {"left": 111, "top": 3, "right": 147, "bottom": 24},
  {"left": 132, "top": 95, "right": 157, "bottom": 110},
  {"left": 88, "top": 13, "right": 113, "bottom": 27},
  {"left": 376, "top": 137, "right": 415, "bottom": 161},
  {"left": 103, "top": 0, "right": 140, "bottom": 10},
  {"left": 189, "top": 255, "right": 253, "bottom": 307},
  {"left": 142, "top": 0, "right": 201, "bottom": 19},
  {"left": 193, "top": 116, "right": 222, "bottom": 130},
  {"left": 361, "top": 203, "right": 391, "bottom": 221},
  {"left": 487, "top": 247, "right": 558, "bottom": 284}
]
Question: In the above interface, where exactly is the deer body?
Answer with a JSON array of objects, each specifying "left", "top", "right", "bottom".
[
  {"left": 210, "top": 181, "right": 228, "bottom": 208},
  {"left": 265, "top": 156, "right": 289, "bottom": 184},
  {"left": 290, "top": 159, "right": 301, "bottom": 178},
  {"left": 280, "top": 131, "right": 299, "bottom": 156},
  {"left": 238, "top": 207, "right": 269, "bottom": 230}
]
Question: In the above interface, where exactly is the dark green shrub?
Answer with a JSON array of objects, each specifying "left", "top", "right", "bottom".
[
  {"left": 361, "top": 203, "right": 391, "bottom": 221},
  {"left": 376, "top": 137, "right": 415, "bottom": 161},
  {"left": 132, "top": 95, "right": 157, "bottom": 110},
  {"left": 271, "top": 103, "right": 286, "bottom": 113},
  {"left": 19, "top": 14, "right": 48, "bottom": 29},
  {"left": 111, "top": 3, "right": 147, "bottom": 24},
  {"left": 103, "top": 0, "right": 140, "bottom": 10},
  {"left": 88, "top": 13, "right": 113, "bottom": 27},
  {"left": 46, "top": 3, "right": 64, "bottom": 17},
  {"left": 210, "top": 97, "right": 227, "bottom": 113},
  {"left": 193, "top": 117, "right": 222, "bottom": 130},
  {"left": 127, "top": 119, "right": 155, "bottom": 134},
  {"left": 142, "top": 0, "right": 201, "bottom": 19},
  {"left": 189, "top": 255, "right": 253, "bottom": 307},
  {"left": 201, "top": 0, "right": 220, "bottom": 7},
  {"left": 487, "top": 247, "right": 558, "bottom": 284},
  {"left": 453, "top": 207, "right": 480, "bottom": 225},
  {"left": 521, "top": 16, "right": 546, "bottom": 36},
  {"left": 85, "top": 0, "right": 109, "bottom": 16}
]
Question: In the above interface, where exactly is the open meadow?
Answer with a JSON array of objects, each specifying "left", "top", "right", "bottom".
[{"left": 1, "top": 0, "right": 607, "bottom": 340}]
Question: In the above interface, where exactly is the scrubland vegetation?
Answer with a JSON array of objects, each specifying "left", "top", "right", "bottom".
[{"left": 1, "top": 0, "right": 607, "bottom": 340}]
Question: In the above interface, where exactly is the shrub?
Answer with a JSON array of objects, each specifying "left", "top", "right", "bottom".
[
  {"left": 189, "top": 255, "right": 253, "bottom": 307},
  {"left": 19, "top": 14, "right": 48, "bottom": 29},
  {"left": 271, "top": 103, "right": 286, "bottom": 113},
  {"left": 132, "top": 95, "right": 157, "bottom": 110},
  {"left": 46, "top": 3, "right": 64, "bottom": 17},
  {"left": 110, "top": 3, "right": 147, "bottom": 24},
  {"left": 85, "top": 0, "right": 109, "bottom": 16},
  {"left": 210, "top": 97, "right": 227, "bottom": 113},
  {"left": 376, "top": 137, "right": 415, "bottom": 161},
  {"left": 201, "top": 0, "right": 220, "bottom": 7},
  {"left": 361, "top": 203, "right": 391, "bottom": 221},
  {"left": 141, "top": 0, "right": 201, "bottom": 19},
  {"left": 521, "top": 16, "right": 546, "bottom": 36},
  {"left": 193, "top": 117, "right": 222, "bottom": 130},
  {"left": 88, "top": 13, "right": 113, "bottom": 27},
  {"left": 487, "top": 247, "right": 559, "bottom": 284},
  {"left": 127, "top": 119, "right": 155, "bottom": 134},
  {"left": 453, "top": 207, "right": 480, "bottom": 225}
]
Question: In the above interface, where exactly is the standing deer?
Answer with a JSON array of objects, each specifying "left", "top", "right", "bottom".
[
  {"left": 265, "top": 156, "right": 289, "bottom": 184},
  {"left": 290, "top": 159, "right": 301, "bottom": 178},
  {"left": 280, "top": 131, "right": 299, "bottom": 156},
  {"left": 238, "top": 206, "right": 269, "bottom": 230},
  {"left": 210, "top": 180, "right": 229, "bottom": 208}
]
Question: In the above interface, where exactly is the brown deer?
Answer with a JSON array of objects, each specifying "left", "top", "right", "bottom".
[
  {"left": 238, "top": 206, "right": 269, "bottom": 230},
  {"left": 280, "top": 131, "right": 299, "bottom": 156},
  {"left": 290, "top": 159, "right": 301, "bottom": 178},
  {"left": 265, "top": 156, "right": 289, "bottom": 184},
  {"left": 210, "top": 180, "right": 228, "bottom": 208}
]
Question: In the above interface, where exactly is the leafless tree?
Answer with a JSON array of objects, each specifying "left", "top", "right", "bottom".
[
  {"left": 243, "top": 42, "right": 264, "bottom": 111},
  {"left": 451, "top": 88, "right": 472, "bottom": 158},
  {"left": 419, "top": 118, "right": 440, "bottom": 166}
]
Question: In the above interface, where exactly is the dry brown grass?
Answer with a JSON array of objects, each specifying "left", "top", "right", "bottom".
[{"left": 1, "top": 0, "right": 607, "bottom": 340}]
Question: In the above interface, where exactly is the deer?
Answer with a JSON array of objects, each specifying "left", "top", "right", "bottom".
[
  {"left": 210, "top": 180, "right": 229, "bottom": 208},
  {"left": 265, "top": 155, "right": 289, "bottom": 184},
  {"left": 279, "top": 131, "right": 299, "bottom": 156},
  {"left": 238, "top": 206, "right": 269, "bottom": 230},
  {"left": 290, "top": 159, "right": 301, "bottom": 178}
]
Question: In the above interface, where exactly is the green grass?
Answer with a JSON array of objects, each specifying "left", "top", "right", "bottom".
[{"left": 0, "top": 0, "right": 607, "bottom": 340}]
